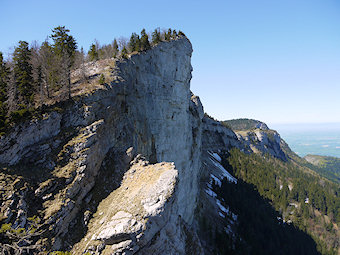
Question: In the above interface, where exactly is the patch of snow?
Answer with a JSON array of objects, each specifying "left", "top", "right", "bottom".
[
  {"left": 305, "top": 197, "right": 309, "bottom": 204},
  {"left": 219, "top": 212, "right": 225, "bottom": 218},
  {"left": 205, "top": 188, "right": 217, "bottom": 198},
  {"left": 216, "top": 199, "right": 228, "bottom": 213},
  {"left": 208, "top": 151, "right": 222, "bottom": 162},
  {"left": 231, "top": 213, "right": 237, "bottom": 221},
  {"left": 209, "top": 158, "right": 237, "bottom": 183},
  {"left": 224, "top": 225, "right": 232, "bottom": 234},
  {"left": 211, "top": 152, "right": 222, "bottom": 162},
  {"left": 279, "top": 185, "right": 283, "bottom": 190},
  {"left": 210, "top": 174, "right": 222, "bottom": 187}
]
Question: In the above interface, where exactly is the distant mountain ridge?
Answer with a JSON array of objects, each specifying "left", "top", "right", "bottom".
[
  {"left": 223, "top": 118, "right": 269, "bottom": 131},
  {"left": 304, "top": 154, "right": 340, "bottom": 184}
]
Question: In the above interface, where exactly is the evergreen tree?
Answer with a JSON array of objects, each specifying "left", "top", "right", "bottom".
[
  {"left": 13, "top": 41, "right": 34, "bottom": 106},
  {"left": 178, "top": 30, "right": 186, "bottom": 37},
  {"left": 151, "top": 28, "right": 161, "bottom": 45},
  {"left": 128, "top": 33, "right": 141, "bottom": 52},
  {"left": 164, "top": 28, "right": 172, "bottom": 41},
  {"left": 50, "top": 26, "right": 77, "bottom": 99},
  {"left": 0, "top": 52, "right": 9, "bottom": 132},
  {"left": 88, "top": 43, "right": 98, "bottom": 61},
  {"left": 51, "top": 26, "right": 77, "bottom": 61},
  {"left": 172, "top": 29, "right": 178, "bottom": 39},
  {"left": 39, "top": 41, "right": 56, "bottom": 98},
  {"left": 121, "top": 46, "right": 128, "bottom": 59},
  {"left": 0, "top": 52, "right": 9, "bottom": 103},
  {"left": 140, "top": 29, "right": 151, "bottom": 51},
  {"left": 112, "top": 39, "right": 119, "bottom": 57}
]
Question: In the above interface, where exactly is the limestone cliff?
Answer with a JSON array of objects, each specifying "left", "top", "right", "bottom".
[
  {"left": 0, "top": 37, "right": 204, "bottom": 254},
  {"left": 0, "top": 37, "right": 293, "bottom": 254}
]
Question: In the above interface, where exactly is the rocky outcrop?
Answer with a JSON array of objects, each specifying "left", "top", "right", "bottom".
[
  {"left": 202, "top": 116, "right": 247, "bottom": 153},
  {"left": 0, "top": 36, "right": 294, "bottom": 254},
  {"left": 72, "top": 157, "right": 179, "bottom": 254},
  {"left": 0, "top": 111, "right": 62, "bottom": 165},
  {"left": 235, "top": 128, "right": 287, "bottom": 161},
  {"left": 0, "top": 37, "right": 204, "bottom": 254}
]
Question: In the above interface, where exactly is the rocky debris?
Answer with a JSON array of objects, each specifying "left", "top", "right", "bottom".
[
  {"left": 71, "top": 59, "right": 113, "bottom": 80},
  {"left": 73, "top": 158, "right": 178, "bottom": 254}
]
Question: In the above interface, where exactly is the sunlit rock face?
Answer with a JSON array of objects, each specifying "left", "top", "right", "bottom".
[{"left": 0, "top": 37, "right": 204, "bottom": 254}]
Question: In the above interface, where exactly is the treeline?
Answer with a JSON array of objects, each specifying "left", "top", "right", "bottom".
[
  {"left": 0, "top": 26, "right": 186, "bottom": 134},
  {"left": 88, "top": 28, "right": 185, "bottom": 61},
  {"left": 220, "top": 148, "right": 339, "bottom": 254}
]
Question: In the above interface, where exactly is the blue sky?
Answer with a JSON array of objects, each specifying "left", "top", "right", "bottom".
[{"left": 1, "top": 0, "right": 340, "bottom": 124}]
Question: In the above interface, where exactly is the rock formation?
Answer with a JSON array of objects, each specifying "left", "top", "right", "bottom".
[{"left": 0, "top": 37, "right": 289, "bottom": 254}]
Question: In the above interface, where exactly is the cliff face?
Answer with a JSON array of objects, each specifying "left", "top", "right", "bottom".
[
  {"left": 0, "top": 38, "right": 289, "bottom": 254},
  {"left": 0, "top": 37, "right": 204, "bottom": 254}
]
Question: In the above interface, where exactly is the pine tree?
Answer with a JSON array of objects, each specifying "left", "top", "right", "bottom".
[
  {"left": 39, "top": 41, "right": 56, "bottom": 98},
  {"left": 50, "top": 26, "right": 77, "bottom": 99},
  {"left": 128, "top": 33, "right": 141, "bottom": 52},
  {"left": 13, "top": 41, "right": 34, "bottom": 106},
  {"left": 112, "top": 39, "right": 119, "bottom": 57},
  {"left": 164, "top": 28, "right": 172, "bottom": 41},
  {"left": 0, "top": 52, "right": 9, "bottom": 132},
  {"left": 172, "top": 29, "right": 178, "bottom": 39},
  {"left": 121, "top": 46, "right": 128, "bottom": 59},
  {"left": 178, "top": 30, "right": 186, "bottom": 37},
  {"left": 151, "top": 28, "right": 161, "bottom": 45},
  {"left": 0, "top": 52, "right": 9, "bottom": 103},
  {"left": 140, "top": 29, "right": 151, "bottom": 51},
  {"left": 88, "top": 44, "right": 98, "bottom": 61}
]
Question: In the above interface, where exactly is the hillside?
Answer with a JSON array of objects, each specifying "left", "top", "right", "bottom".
[
  {"left": 0, "top": 35, "right": 339, "bottom": 255},
  {"left": 305, "top": 154, "right": 340, "bottom": 184},
  {"left": 202, "top": 118, "right": 339, "bottom": 255}
]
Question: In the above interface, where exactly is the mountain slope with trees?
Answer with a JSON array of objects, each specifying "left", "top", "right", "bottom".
[
  {"left": 204, "top": 118, "right": 340, "bottom": 255},
  {"left": 304, "top": 154, "right": 340, "bottom": 184}
]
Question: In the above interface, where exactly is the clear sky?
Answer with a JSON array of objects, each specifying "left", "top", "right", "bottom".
[{"left": 1, "top": 0, "right": 340, "bottom": 124}]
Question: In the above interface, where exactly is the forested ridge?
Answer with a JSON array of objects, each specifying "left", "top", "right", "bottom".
[
  {"left": 304, "top": 155, "right": 340, "bottom": 184},
  {"left": 216, "top": 148, "right": 339, "bottom": 255},
  {"left": 0, "top": 26, "right": 186, "bottom": 135}
]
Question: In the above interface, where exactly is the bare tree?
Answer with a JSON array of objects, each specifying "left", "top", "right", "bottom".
[
  {"left": 6, "top": 62, "right": 17, "bottom": 113},
  {"left": 39, "top": 40, "right": 54, "bottom": 99},
  {"left": 117, "top": 36, "right": 128, "bottom": 52}
]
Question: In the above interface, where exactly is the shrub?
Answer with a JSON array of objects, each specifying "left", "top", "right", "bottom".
[
  {"left": 99, "top": 74, "right": 105, "bottom": 85},
  {"left": 10, "top": 108, "right": 31, "bottom": 123}
]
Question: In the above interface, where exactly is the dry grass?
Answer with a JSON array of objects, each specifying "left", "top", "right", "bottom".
[
  {"left": 43, "top": 193, "right": 64, "bottom": 220},
  {"left": 39, "top": 58, "right": 117, "bottom": 107},
  {"left": 72, "top": 161, "right": 177, "bottom": 253}
]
